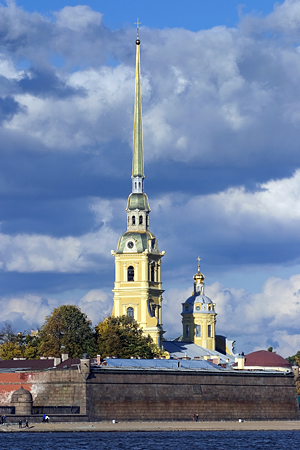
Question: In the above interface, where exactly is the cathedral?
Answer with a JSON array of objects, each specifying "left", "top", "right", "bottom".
[
  {"left": 111, "top": 24, "right": 164, "bottom": 347},
  {"left": 111, "top": 24, "right": 234, "bottom": 360}
]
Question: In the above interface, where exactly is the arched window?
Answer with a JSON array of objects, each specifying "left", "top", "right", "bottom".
[
  {"left": 127, "top": 266, "right": 134, "bottom": 281},
  {"left": 208, "top": 325, "right": 212, "bottom": 337},
  {"left": 127, "top": 307, "right": 134, "bottom": 319},
  {"left": 196, "top": 325, "right": 201, "bottom": 337},
  {"left": 135, "top": 182, "right": 137, "bottom": 189},
  {"left": 151, "top": 264, "right": 155, "bottom": 282},
  {"left": 132, "top": 216, "right": 135, "bottom": 225},
  {"left": 139, "top": 182, "right": 141, "bottom": 188},
  {"left": 139, "top": 215, "right": 143, "bottom": 225}
]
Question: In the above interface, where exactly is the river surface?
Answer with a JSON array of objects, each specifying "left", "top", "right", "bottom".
[{"left": 1, "top": 430, "right": 300, "bottom": 449}]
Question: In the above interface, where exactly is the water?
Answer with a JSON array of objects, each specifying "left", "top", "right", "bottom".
[{"left": 1, "top": 431, "right": 300, "bottom": 450}]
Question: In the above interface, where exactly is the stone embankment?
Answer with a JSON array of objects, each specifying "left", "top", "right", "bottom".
[{"left": 1, "top": 420, "right": 300, "bottom": 432}]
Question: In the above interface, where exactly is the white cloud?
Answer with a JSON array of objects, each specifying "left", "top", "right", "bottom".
[
  {"left": 0, "top": 226, "right": 118, "bottom": 273},
  {"left": 55, "top": 6, "right": 103, "bottom": 32},
  {"left": 78, "top": 289, "right": 113, "bottom": 324}
]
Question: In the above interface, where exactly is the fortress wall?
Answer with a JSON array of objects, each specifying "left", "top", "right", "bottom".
[
  {"left": 0, "top": 367, "right": 298, "bottom": 421},
  {"left": 87, "top": 369, "right": 300, "bottom": 421}
]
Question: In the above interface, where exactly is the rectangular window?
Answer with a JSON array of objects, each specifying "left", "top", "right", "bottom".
[
  {"left": 196, "top": 325, "right": 201, "bottom": 337},
  {"left": 185, "top": 324, "right": 189, "bottom": 338},
  {"left": 208, "top": 325, "right": 212, "bottom": 337}
]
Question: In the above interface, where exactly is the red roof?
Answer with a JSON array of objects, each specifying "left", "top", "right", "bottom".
[
  {"left": 244, "top": 350, "right": 291, "bottom": 368},
  {"left": 0, "top": 359, "right": 55, "bottom": 370}
]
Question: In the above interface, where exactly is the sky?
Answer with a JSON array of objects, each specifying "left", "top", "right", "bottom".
[{"left": 0, "top": 0, "right": 300, "bottom": 357}]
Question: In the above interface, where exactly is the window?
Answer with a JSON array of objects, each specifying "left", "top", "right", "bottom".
[
  {"left": 135, "top": 182, "right": 137, "bottom": 189},
  {"left": 127, "top": 266, "right": 134, "bottom": 281},
  {"left": 208, "top": 325, "right": 212, "bottom": 337},
  {"left": 139, "top": 215, "right": 143, "bottom": 225},
  {"left": 151, "top": 264, "right": 155, "bottom": 282},
  {"left": 208, "top": 305, "right": 211, "bottom": 311},
  {"left": 132, "top": 216, "right": 135, "bottom": 225},
  {"left": 127, "top": 307, "right": 134, "bottom": 319},
  {"left": 185, "top": 324, "right": 189, "bottom": 338},
  {"left": 139, "top": 182, "right": 141, "bottom": 188},
  {"left": 196, "top": 325, "right": 201, "bottom": 337}
]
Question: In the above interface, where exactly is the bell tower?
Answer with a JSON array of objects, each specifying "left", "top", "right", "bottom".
[
  {"left": 181, "top": 259, "right": 217, "bottom": 350},
  {"left": 111, "top": 21, "right": 165, "bottom": 347}
]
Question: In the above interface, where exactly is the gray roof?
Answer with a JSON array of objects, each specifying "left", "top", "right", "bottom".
[
  {"left": 163, "top": 341, "right": 235, "bottom": 365},
  {"left": 102, "top": 358, "right": 222, "bottom": 371}
]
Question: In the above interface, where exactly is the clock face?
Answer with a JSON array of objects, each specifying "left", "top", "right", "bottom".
[
  {"left": 127, "top": 241, "right": 134, "bottom": 249},
  {"left": 196, "top": 305, "right": 200, "bottom": 311}
]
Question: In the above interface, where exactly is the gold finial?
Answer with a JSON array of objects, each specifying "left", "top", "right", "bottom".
[
  {"left": 135, "top": 18, "right": 141, "bottom": 44},
  {"left": 193, "top": 256, "right": 205, "bottom": 284}
]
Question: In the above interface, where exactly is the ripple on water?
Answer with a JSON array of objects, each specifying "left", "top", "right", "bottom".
[{"left": 1, "top": 430, "right": 300, "bottom": 450}]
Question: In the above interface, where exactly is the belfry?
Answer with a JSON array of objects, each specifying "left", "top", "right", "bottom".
[{"left": 111, "top": 22, "right": 165, "bottom": 347}]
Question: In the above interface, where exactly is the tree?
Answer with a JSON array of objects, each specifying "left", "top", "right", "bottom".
[
  {"left": 95, "top": 315, "right": 162, "bottom": 359},
  {"left": 0, "top": 321, "right": 15, "bottom": 344},
  {"left": 39, "top": 305, "right": 97, "bottom": 358},
  {"left": 0, "top": 330, "right": 42, "bottom": 360},
  {"left": 286, "top": 351, "right": 300, "bottom": 366}
]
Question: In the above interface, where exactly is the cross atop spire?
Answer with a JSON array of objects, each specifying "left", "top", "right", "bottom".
[
  {"left": 135, "top": 18, "right": 141, "bottom": 40},
  {"left": 197, "top": 256, "right": 201, "bottom": 272}
]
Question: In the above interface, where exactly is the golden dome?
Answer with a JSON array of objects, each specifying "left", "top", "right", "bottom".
[{"left": 193, "top": 258, "right": 205, "bottom": 284}]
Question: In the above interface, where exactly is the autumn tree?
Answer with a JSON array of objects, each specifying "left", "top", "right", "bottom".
[
  {"left": 0, "top": 329, "right": 42, "bottom": 360},
  {"left": 96, "top": 315, "right": 162, "bottom": 359},
  {"left": 39, "top": 305, "right": 97, "bottom": 358}
]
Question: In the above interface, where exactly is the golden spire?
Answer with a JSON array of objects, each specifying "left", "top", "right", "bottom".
[
  {"left": 193, "top": 256, "right": 205, "bottom": 284},
  {"left": 132, "top": 18, "right": 144, "bottom": 178}
]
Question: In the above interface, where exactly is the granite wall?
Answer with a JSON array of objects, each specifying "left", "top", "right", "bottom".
[
  {"left": 0, "top": 366, "right": 298, "bottom": 422},
  {"left": 87, "top": 369, "right": 300, "bottom": 421}
]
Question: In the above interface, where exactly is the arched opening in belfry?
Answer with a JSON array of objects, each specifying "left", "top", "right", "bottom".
[
  {"left": 127, "top": 266, "right": 134, "bottom": 281},
  {"left": 132, "top": 216, "right": 136, "bottom": 225},
  {"left": 139, "top": 215, "right": 143, "bottom": 225},
  {"left": 151, "top": 264, "right": 155, "bottom": 282}
]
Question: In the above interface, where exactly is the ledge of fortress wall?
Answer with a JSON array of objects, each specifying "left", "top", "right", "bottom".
[{"left": 86, "top": 369, "right": 300, "bottom": 422}]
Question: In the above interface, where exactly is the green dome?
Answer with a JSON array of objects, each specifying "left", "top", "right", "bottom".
[
  {"left": 116, "top": 231, "right": 159, "bottom": 254},
  {"left": 126, "top": 193, "right": 150, "bottom": 211}
]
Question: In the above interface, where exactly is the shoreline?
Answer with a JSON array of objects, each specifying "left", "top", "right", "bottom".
[{"left": 1, "top": 420, "right": 300, "bottom": 433}]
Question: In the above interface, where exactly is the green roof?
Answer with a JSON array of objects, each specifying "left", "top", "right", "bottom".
[
  {"left": 126, "top": 193, "right": 150, "bottom": 211},
  {"left": 116, "top": 231, "right": 159, "bottom": 254}
]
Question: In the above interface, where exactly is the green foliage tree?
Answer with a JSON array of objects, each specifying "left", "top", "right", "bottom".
[
  {"left": 39, "top": 305, "right": 97, "bottom": 358},
  {"left": 96, "top": 315, "right": 162, "bottom": 359},
  {"left": 0, "top": 330, "right": 42, "bottom": 360},
  {"left": 286, "top": 351, "right": 300, "bottom": 366}
]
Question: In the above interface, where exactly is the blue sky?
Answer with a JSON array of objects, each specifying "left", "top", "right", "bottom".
[{"left": 0, "top": 0, "right": 299, "bottom": 357}]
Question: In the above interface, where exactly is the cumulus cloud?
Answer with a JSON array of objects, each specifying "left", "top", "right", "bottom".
[
  {"left": 0, "top": 287, "right": 113, "bottom": 332},
  {"left": 78, "top": 289, "right": 113, "bottom": 324},
  {"left": 151, "top": 169, "right": 300, "bottom": 267},
  {"left": 0, "top": 226, "right": 118, "bottom": 273}
]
